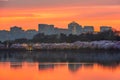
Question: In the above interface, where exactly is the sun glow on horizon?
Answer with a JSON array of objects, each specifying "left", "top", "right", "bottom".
[{"left": 0, "top": 5, "right": 120, "bottom": 31}]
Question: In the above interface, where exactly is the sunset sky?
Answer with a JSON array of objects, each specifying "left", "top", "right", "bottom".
[{"left": 0, "top": 0, "right": 120, "bottom": 31}]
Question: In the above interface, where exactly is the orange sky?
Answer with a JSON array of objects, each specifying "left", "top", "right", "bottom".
[{"left": 0, "top": 1, "right": 120, "bottom": 31}]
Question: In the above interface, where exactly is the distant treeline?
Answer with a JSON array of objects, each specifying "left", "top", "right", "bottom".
[{"left": 1, "top": 30, "right": 120, "bottom": 44}]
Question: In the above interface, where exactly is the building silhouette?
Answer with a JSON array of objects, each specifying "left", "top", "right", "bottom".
[
  {"left": 38, "top": 24, "right": 54, "bottom": 35},
  {"left": 0, "top": 22, "right": 114, "bottom": 42},
  {"left": 25, "top": 29, "right": 38, "bottom": 39},
  {"left": 10, "top": 26, "right": 25, "bottom": 40},
  {"left": 0, "top": 30, "right": 9, "bottom": 42},
  {"left": 83, "top": 26, "right": 94, "bottom": 33},
  {"left": 100, "top": 26, "right": 112, "bottom": 32},
  {"left": 68, "top": 21, "right": 83, "bottom": 35},
  {"left": 54, "top": 28, "right": 70, "bottom": 35}
]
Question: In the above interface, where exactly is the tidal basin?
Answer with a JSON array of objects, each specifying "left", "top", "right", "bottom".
[{"left": 0, "top": 51, "right": 120, "bottom": 80}]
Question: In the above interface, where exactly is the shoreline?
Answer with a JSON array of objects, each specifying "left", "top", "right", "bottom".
[
  {"left": 0, "top": 41, "right": 120, "bottom": 51},
  {"left": 0, "top": 48, "right": 120, "bottom": 52}
]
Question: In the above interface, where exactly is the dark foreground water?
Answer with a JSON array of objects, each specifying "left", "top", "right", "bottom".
[{"left": 0, "top": 51, "right": 120, "bottom": 80}]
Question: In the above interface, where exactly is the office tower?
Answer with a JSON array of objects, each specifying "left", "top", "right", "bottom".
[
  {"left": 38, "top": 24, "right": 55, "bottom": 35},
  {"left": 68, "top": 21, "right": 83, "bottom": 35},
  {"left": 83, "top": 26, "right": 94, "bottom": 33},
  {"left": 100, "top": 26, "right": 112, "bottom": 32}
]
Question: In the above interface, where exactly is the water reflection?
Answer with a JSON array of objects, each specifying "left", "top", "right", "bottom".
[
  {"left": 7, "top": 62, "right": 120, "bottom": 71},
  {"left": 68, "top": 64, "right": 82, "bottom": 72},
  {"left": 10, "top": 62, "right": 22, "bottom": 69},
  {"left": 38, "top": 63, "right": 94, "bottom": 72},
  {"left": 38, "top": 64, "right": 55, "bottom": 70},
  {"left": 0, "top": 51, "right": 120, "bottom": 63},
  {"left": 0, "top": 62, "right": 120, "bottom": 80},
  {"left": 0, "top": 51, "right": 120, "bottom": 80}
]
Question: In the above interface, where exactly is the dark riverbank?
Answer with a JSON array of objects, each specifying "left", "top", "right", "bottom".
[{"left": 0, "top": 48, "right": 120, "bottom": 52}]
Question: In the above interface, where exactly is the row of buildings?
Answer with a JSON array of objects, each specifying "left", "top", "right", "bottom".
[
  {"left": 0, "top": 21, "right": 112, "bottom": 42},
  {"left": 0, "top": 27, "right": 37, "bottom": 42},
  {"left": 38, "top": 21, "right": 112, "bottom": 35}
]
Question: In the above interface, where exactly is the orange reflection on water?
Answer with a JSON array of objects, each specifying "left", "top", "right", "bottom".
[{"left": 0, "top": 62, "right": 120, "bottom": 80}]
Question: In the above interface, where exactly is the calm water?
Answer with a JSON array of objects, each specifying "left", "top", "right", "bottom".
[{"left": 0, "top": 51, "right": 120, "bottom": 80}]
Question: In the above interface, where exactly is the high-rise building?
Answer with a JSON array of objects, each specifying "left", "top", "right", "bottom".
[
  {"left": 25, "top": 29, "right": 38, "bottom": 39},
  {"left": 10, "top": 26, "right": 25, "bottom": 40},
  {"left": 83, "top": 26, "right": 94, "bottom": 33},
  {"left": 100, "top": 26, "right": 112, "bottom": 32},
  {"left": 10, "top": 26, "right": 23, "bottom": 33},
  {"left": 38, "top": 24, "right": 55, "bottom": 35},
  {"left": 0, "top": 30, "right": 9, "bottom": 42},
  {"left": 68, "top": 21, "right": 83, "bottom": 35},
  {"left": 54, "top": 28, "right": 70, "bottom": 35}
]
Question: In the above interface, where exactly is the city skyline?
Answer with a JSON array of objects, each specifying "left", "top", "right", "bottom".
[
  {"left": 0, "top": 21, "right": 114, "bottom": 32},
  {"left": 0, "top": 1, "right": 120, "bottom": 80},
  {"left": 0, "top": 22, "right": 113, "bottom": 42},
  {"left": 0, "top": 0, "right": 120, "bottom": 31},
  {"left": 0, "top": 22, "right": 112, "bottom": 31}
]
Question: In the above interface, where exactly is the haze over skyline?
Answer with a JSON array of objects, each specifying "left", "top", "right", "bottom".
[{"left": 0, "top": 0, "right": 120, "bottom": 31}]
